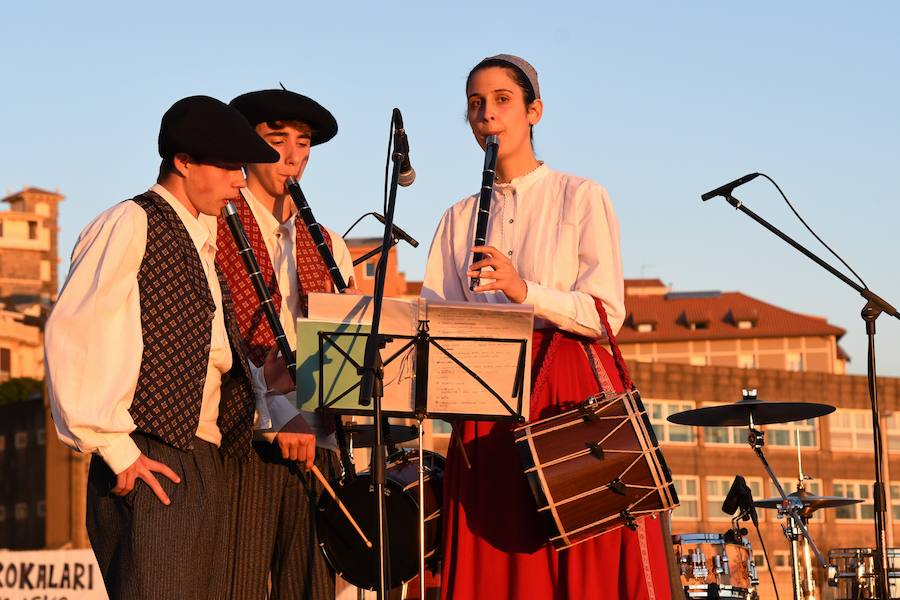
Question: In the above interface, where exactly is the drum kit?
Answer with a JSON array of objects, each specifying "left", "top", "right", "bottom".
[
  {"left": 667, "top": 389, "right": 899, "bottom": 600},
  {"left": 314, "top": 388, "right": 893, "bottom": 599}
]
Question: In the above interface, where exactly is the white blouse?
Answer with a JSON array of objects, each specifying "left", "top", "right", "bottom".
[
  {"left": 421, "top": 164, "right": 625, "bottom": 339},
  {"left": 45, "top": 184, "right": 235, "bottom": 474}
]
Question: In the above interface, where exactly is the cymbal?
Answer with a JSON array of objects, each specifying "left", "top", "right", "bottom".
[
  {"left": 754, "top": 488, "right": 863, "bottom": 518},
  {"left": 343, "top": 423, "right": 418, "bottom": 447},
  {"left": 667, "top": 396, "right": 835, "bottom": 427}
]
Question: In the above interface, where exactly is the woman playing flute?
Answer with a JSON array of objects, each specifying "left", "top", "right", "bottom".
[{"left": 422, "top": 54, "right": 674, "bottom": 600}]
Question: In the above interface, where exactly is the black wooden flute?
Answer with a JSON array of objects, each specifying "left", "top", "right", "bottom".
[
  {"left": 222, "top": 199, "right": 296, "bottom": 375},
  {"left": 469, "top": 134, "right": 500, "bottom": 292},
  {"left": 221, "top": 199, "right": 356, "bottom": 482},
  {"left": 285, "top": 177, "right": 348, "bottom": 292}
]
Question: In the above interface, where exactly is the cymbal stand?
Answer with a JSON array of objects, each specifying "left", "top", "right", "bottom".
[
  {"left": 746, "top": 412, "right": 828, "bottom": 600},
  {"left": 791, "top": 431, "right": 817, "bottom": 600}
]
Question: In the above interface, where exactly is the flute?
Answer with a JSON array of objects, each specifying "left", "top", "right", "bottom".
[
  {"left": 469, "top": 134, "right": 500, "bottom": 292},
  {"left": 221, "top": 201, "right": 366, "bottom": 543},
  {"left": 222, "top": 200, "right": 295, "bottom": 373},
  {"left": 285, "top": 177, "right": 347, "bottom": 292}
]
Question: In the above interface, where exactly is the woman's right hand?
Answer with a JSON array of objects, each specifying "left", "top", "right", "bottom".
[{"left": 467, "top": 245, "right": 528, "bottom": 303}]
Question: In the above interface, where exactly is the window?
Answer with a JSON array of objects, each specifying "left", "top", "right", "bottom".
[
  {"left": 364, "top": 261, "right": 377, "bottom": 278},
  {"left": 884, "top": 412, "right": 900, "bottom": 452},
  {"left": 705, "top": 476, "right": 764, "bottom": 521},
  {"left": 14, "top": 502, "right": 28, "bottom": 521},
  {"left": 786, "top": 352, "right": 804, "bottom": 371},
  {"left": 704, "top": 425, "right": 744, "bottom": 445},
  {"left": 636, "top": 323, "right": 654, "bottom": 333},
  {"left": 37, "top": 500, "right": 46, "bottom": 518},
  {"left": 37, "top": 429, "right": 46, "bottom": 445},
  {"left": 831, "top": 409, "right": 875, "bottom": 451},
  {"left": 753, "top": 551, "right": 767, "bottom": 571},
  {"left": 14, "top": 431, "right": 27, "bottom": 449},
  {"left": 28, "top": 220, "right": 38, "bottom": 240},
  {"left": 737, "top": 320, "right": 755, "bottom": 330},
  {"left": 766, "top": 419, "right": 818, "bottom": 448},
  {"left": 0, "top": 347, "right": 10, "bottom": 375},
  {"left": 773, "top": 551, "right": 791, "bottom": 571},
  {"left": 672, "top": 476, "right": 700, "bottom": 521},
  {"left": 646, "top": 400, "right": 696, "bottom": 443},
  {"left": 738, "top": 354, "right": 756, "bottom": 368},
  {"left": 833, "top": 481, "right": 875, "bottom": 521},
  {"left": 889, "top": 484, "right": 900, "bottom": 522}
]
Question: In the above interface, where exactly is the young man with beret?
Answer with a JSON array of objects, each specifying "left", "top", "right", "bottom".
[
  {"left": 216, "top": 88, "right": 355, "bottom": 600},
  {"left": 45, "top": 95, "right": 293, "bottom": 600}
]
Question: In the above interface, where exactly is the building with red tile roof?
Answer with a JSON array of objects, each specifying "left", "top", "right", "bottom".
[{"left": 618, "top": 279, "right": 848, "bottom": 374}]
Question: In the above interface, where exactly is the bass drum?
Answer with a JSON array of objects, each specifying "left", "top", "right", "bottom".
[{"left": 317, "top": 449, "right": 444, "bottom": 591}]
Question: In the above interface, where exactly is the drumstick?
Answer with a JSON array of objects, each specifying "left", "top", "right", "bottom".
[
  {"left": 311, "top": 465, "right": 373, "bottom": 548},
  {"left": 452, "top": 426, "right": 471, "bottom": 470}
]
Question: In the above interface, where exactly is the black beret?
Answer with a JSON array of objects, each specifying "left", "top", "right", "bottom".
[
  {"left": 230, "top": 89, "right": 338, "bottom": 146},
  {"left": 158, "top": 95, "right": 279, "bottom": 164}
]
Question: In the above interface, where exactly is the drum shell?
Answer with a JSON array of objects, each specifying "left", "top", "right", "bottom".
[
  {"left": 316, "top": 450, "right": 444, "bottom": 591},
  {"left": 673, "top": 533, "right": 756, "bottom": 599},
  {"left": 514, "top": 389, "right": 678, "bottom": 549}
]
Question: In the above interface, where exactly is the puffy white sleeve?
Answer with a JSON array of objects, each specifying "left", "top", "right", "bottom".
[
  {"left": 522, "top": 181, "right": 625, "bottom": 339},
  {"left": 45, "top": 201, "right": 147, "bottom": 474},
  {"left": 421, "top": 207, "right": 468, "bottom": 302}
]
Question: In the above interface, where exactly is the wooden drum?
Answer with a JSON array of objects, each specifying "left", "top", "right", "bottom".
[{"left": 514, "top": 389, "right": 678, "bottom": 549}]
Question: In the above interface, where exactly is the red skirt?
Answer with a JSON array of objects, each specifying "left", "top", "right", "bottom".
[{"left": 439, "top": 329, "right": 673, "bottom": 600}]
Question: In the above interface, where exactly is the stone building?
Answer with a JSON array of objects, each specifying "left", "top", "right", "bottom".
[
  {"left": 0, "top": 186, "right": 64, "bottom": 550},
  {"left": 618, "top": 278, "right": 848, "bottom": 374},
  {"left": 0, "top": 186, "right": 62, "bottom": 302}
]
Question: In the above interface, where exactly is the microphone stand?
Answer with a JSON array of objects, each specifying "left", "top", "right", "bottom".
[
  {"left": 710, "top": 192, "right": 900, "bottom": 600},
  {"left": 353, "top": 238, "right": 400, "bottom": 267},
  {"left": 357, "top": 111, "right": 408, "bottom": 599}
]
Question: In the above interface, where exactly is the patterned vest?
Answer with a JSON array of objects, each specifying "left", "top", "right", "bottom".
[
  {"left": 130, "top": 192, "right": 254, "bottom": 459},
  {"left": 216, "top": 194, "right": 334, "bottom": 365}
]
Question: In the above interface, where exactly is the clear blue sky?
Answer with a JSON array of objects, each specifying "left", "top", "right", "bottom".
[{"left": 3, "top": 2, "right": 898, "bottom": 378}]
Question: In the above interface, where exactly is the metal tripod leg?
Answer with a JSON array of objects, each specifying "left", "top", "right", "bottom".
[{"left": 418, "top": 419, "right": 426, "bottom": 600}]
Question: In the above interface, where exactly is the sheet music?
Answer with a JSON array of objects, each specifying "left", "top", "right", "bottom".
[
  {"left": 301, "top": 294, "right": 532, "bottom": 419},
  {"left": 425, "top": 301, "right": 532, "bottom": 419},
  {"left": 300, "top": 294, "right": 420, "bottom": 414},
  {"left": 295, "top": 319, "right": 416, "bottom": 414},
  {"left": 307, "top": 293, "right": 418, "bottom": 335}
]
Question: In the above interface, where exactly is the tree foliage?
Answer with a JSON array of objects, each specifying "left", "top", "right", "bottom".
[{"left": 0, "top": 377, "right": 43, "bottom": 405}]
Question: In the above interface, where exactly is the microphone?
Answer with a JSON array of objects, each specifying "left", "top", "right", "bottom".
[
  {"left": 722, "top": 475, "right": 759, "bottom": 527},
  {"left": 701, "top": 173, "right": 760, "bottom": 201},
  {"left": 372, "top": 212, "right": 419, "bottom": 248},
  {"left": 392, "top": 108, "right": 416, "bottom": 187},
  {"left": 722, "top": 475, "right": 748, "bottom": 516}
]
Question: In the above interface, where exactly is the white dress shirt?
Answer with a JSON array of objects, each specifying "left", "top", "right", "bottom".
[
  {"left": 240, "top": 187, "right": 354, "bottom": 449},
  {"left": 421, "top": 164, "right": 625, "bottom": 339},
  {"left": 45, "top": 184, "right": 235, "bottom": 474}
]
